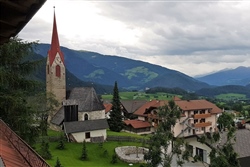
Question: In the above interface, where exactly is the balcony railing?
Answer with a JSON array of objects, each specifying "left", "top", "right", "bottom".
[
  {"left": 193, "top": 113, "right": 211, "bottom": 119},
  {"left": 0, "top": 119, "right": 50, "bottom": 167},
  {"left": 193, "top": 121, "right": 212, "bottom": 128}
]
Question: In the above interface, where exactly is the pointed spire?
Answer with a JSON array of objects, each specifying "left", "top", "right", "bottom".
[{"left": 48, "top": 7, "right": 64, "bottom": 66}]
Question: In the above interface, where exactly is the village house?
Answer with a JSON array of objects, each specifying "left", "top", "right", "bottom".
[
  {"left": 124, "top": 97, "right": 223, "bottom": 164},
  {"left": 47, "top": 11, "right": 108, "bottom": 143},
  {"left": 104, "top": 100, "right": 147, "bottom": 120}
]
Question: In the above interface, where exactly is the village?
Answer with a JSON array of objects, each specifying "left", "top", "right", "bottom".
[{"left": 1, "top": 1, "right": 250, "bottom": 167}]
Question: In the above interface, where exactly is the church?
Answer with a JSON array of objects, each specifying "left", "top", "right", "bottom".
[{"left": 46, "top": 10, "right": 109, "bottom": 143}]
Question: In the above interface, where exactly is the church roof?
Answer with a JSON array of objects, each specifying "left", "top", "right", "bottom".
[
  {"left": 64, "top": 119, "right": 109, "bottom": 134},
  {"left": 47, "top": 10, "right": 64, "bottom": 66},
  {"left": 68, "top": 87, "right": 105, "bottom": 112},
  {"left": 51, "top": 106, "right": 64, "bottom": 125}
]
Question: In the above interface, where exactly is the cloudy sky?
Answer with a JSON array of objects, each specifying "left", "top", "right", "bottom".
[{"left": 19, "top": 0, "right": 250, "bottom": 77}]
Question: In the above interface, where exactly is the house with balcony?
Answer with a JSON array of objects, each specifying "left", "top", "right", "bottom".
[
  {"left": 128, "top": 97, "right": 222, "bottom": 164},
  {"left": 131, "top": 98, "right": 222, "bottom": 137}
]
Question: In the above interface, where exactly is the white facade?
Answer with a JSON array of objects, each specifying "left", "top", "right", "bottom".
[
  {"left": 185, "top": 137, "right": 212, "bottom": 164},
  {"left": 71, "top": 129, "right": 107, "bottom": 143},
  {"left": 78, "top": 110, "right": 105, "bottom": 121}
]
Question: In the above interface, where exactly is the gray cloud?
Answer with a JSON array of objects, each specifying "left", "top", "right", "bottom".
[{"left": 19, "top": 1, "right": 250, "bottom": 76}]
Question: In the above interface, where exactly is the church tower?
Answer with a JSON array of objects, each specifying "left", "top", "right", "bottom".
[{"left": 46, "top": 9, "right": 66, "bottom": 107}]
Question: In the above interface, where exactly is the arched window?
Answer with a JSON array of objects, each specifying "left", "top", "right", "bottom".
[
  {"left": 84, "top": 113, "right": 89, "bottom": 120},
  {"left": 55, "top": 65, "right": 60, "bottom": 77}
]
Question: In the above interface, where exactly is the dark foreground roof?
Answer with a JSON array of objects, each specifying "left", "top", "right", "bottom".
[
  {"left": 68, "top": 87, "right": 105, "bottom": 112},
  {"left": 51, "top": 106, "right": 64, "bottom": 125},
  {"left": 0, "top": 0, "right": 46, "bottom": 45},
  {"left": 64, "top": 119, "right": 109, "bottom": 134}
]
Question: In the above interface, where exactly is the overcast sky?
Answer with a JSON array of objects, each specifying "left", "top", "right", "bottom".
[{"left": 19, "top": 0, "right": 250, "bottom": 77}]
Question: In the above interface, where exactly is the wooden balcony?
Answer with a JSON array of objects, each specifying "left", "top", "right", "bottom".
[
  {"left": 193, "top": 113, "right": 211, "bottom": 119},
  {"left": 194, "top": 121, "right": 212, "bottom": 128}
]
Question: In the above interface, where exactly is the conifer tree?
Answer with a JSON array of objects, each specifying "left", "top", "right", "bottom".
[
  {"left": 80, "top": 140, "right": 88, "bottom": 160},
  {"left": 56, "top": 134, "right": 65, "bottom": 150},
  {"left": 108, "top": 81, "right": 124, "bottom": 132},
  {"left": 39, "top": 139, "right": 52, "bottom": 160},
  {"left": 55, "top": 157, "right": 63, "bottom": 167},
  {"left": 110, "top": 151, "right": 118, "bottom": 164},
  {"left": 0, "top": 37, "right": 41, "bottom": 145}
]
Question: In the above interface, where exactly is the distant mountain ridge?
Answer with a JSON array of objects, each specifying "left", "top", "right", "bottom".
[
  {"left": 195, "top": 66, "right": 250, "bottom": 86},
  {"left": 35, "top": 44, "right": 210, "bottom": 91}
]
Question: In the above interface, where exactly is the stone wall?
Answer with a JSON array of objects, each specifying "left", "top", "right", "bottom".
[{"left": 115, "top": 146, "right": 149, "bottom": 164}]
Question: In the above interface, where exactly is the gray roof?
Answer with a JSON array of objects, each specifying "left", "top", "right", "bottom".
[
  {"left": 121, "top": 100, "right": 147, "bottom": 113},
  {"left": 68, "top": 87, "right": 105, "bottom": 112},
  {"left": 64, "top": 119, "right": 109, "bottom": 134},
  {"left": 51, "top": 106, "right": 64, "bottom": 125},
  {"left": 217, "top": 129, "right": 250, "bottom": 158},
  {"left": 234, "top": 129, "right": 250, "bottom": 158}
]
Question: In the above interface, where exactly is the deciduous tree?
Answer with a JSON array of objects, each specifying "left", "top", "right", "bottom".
[
  {"left": 198, "top": 112, "right": 240, "bottom": 167},
  {"left": 28, "top": 92, "right": 59, "bottom": 136},
  {"left": 144, "top": 100, "right": 190, "bottom": 167}
]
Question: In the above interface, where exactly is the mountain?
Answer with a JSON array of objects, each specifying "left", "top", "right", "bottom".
[
  {"left": 196, "top": 85, "right": 250, "bottom": 98},
  {"left": 195, "top": 66, "right": 250, "bottom": 86},
  {"left": 30, "top": 53, "right": 113, "bottom": 94},
  {"left": 34, "top": 44, "right": 210, "bottom": 91}
]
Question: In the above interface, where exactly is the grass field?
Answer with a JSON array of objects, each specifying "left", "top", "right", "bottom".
[
  {"left": 215, "top": 93, "right": 246, "bottom": 101},
  {"left": 102, "top": 91, "right": 178, "bottom": 101},
  {"left": 40, "top": 130, "right": 146, "bottom": 167}
]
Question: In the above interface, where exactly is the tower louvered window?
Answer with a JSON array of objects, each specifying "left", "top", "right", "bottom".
[
  {"left": 47, "top": 65, "right": 49, "bottom": 74},
  {"left": 56, "top": 65, "right": 60, "bottom": 77}
]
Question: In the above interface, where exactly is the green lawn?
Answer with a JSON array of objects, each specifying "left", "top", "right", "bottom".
[
  {"left": 42, "top": 141, "right": 143, "bottom": 167},
  {"left": 107, "top": 130, "right": 149, "bottom": 139},
  {"left": 40, "top": 129, "right": 147, "bottom": 167}
]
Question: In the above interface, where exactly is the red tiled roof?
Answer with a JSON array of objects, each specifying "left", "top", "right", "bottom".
[
  {"left": 124, "top": 120, "right": 151, "bottom": 129},
  {"left": 134, "top": 100, "right": 168, "bottom": 116},
  {"left": 133, "top": 100, "right": 161, "bottom": 116},
  {"left": 174, "top": 99, "right": 222, "bottom": 114},
  {"left": 48, "top": 10, "right": 64, "bottom": 66},
  {"left": 134, "top": 99, "right": 222, "bottom": 117},
  {"left": 0, "top": 130, "right": 30, "bottom": 167},
  {"left": 0, "top": 120, "right": 50, "bottom": 167},
  {"left": 173, "top": 96, "right": 181, "bottom": 101},
  {"left": 103, "top": 103, "right": 112, "bottom": 114}
]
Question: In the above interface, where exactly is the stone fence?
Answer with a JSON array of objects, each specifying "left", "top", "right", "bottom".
[{"left": 115, "top": 146, "right": 149, "bottom": 164}]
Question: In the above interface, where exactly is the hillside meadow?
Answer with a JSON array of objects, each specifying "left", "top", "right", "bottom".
[
  {"left": 215, "top": 93, "right": 246, "bottom": 101},
  {"left": 102, "top": 91, "right": 177, "bottom": 101}
]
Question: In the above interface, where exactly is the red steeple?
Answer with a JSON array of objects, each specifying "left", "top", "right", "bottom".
[{"left": 48, "top": 8, "right": 64, "bottom": 66}]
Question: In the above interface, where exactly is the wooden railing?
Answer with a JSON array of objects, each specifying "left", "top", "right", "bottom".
[
  {"left": 194, "top": 121, "right": 212, "bottom": 128},
  {"left": 193, "top": 113, "right": 211, "bottom": 119},
  {"left": 0, "top": 119, "right": 50, "bottom": 167}
]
